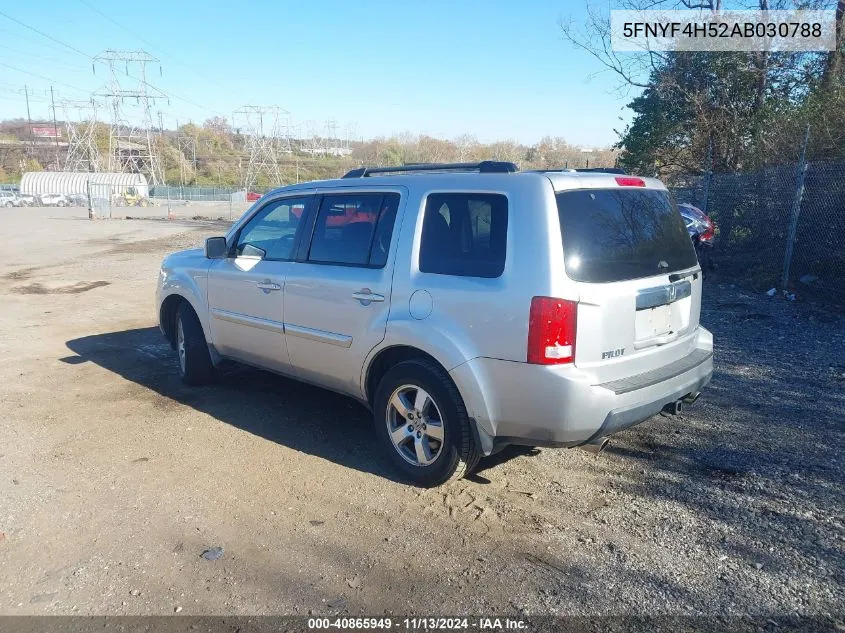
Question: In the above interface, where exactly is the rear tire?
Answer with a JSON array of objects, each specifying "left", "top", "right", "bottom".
[
  {"left": 175, "top": 303, "right": 214, "bottom": 386},
  {"left": 373, "top": 359, "right": 480, "bottom": 487}
]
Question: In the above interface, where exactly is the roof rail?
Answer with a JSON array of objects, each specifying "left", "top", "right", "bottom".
[
  {"left": 529, "top": 167, "right": 627, "bottom": 175},
  {"left": 342, "top": 161, "right": 518, "bottom": 178},
  {"left": 573, "top": 167, "right": 627, "bottom": 174}
]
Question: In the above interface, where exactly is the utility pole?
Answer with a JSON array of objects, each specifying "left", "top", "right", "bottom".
[
  {"left": 24, "top": 85, "right": 34, "bottom": 158},
  {"left": 50, "top": 86, "right": 60, "bottom": 170},
  {"left": 158, "top": 111, "right": 166, "bottom": 185}
]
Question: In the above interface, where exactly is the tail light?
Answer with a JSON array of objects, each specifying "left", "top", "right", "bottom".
[
  {"left": 528, "top": 297, "right": 577, "bottom": 365},
  {"left": 615, "top": 176, "right": 645, "bottom": 187},
  {"left": 701, "top": 215, "right": 716, "bottom": 241}
]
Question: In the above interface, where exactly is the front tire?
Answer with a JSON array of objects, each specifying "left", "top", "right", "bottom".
[
  {"left": 373, "top": 359, "right": 480, "bottom": 487},
  {"left": 175, "top": 303, "right": 214, "bottom": 386}
]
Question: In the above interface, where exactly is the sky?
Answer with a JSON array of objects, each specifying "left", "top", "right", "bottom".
[{"left": 0, "top": 0, "right": 635, "bottom": 147}]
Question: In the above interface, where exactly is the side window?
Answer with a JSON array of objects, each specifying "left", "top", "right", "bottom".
[
  {"left": 307, "top": 193, "right": 400, "bottom": 267},
  {"left": 419, "top": 193, "right": 508, "bottom": 278},
  {"left": 236, "top": 197, "right": 308, "bottom": 260}
]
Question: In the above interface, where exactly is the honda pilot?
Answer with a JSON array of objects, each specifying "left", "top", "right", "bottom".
[{"left": 156, "top": 162, "right": 713, "bottom": 486}]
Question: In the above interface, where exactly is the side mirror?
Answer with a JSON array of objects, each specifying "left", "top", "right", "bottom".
[{"left": 205, "top": 236, "right": 228, "bottom": 259}]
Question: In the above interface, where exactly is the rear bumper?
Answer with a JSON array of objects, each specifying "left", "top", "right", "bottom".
[{"left": 450, "top": 328, "right": 713, "bottom": 454}]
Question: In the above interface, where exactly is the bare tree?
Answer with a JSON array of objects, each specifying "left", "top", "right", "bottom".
[{"left": 454, "top": 134, "right": 479, "bottom": 161}]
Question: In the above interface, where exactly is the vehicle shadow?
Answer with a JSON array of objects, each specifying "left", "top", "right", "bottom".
[
  {"left": 62, "top": 327, "right": 526, "bottom": 484},
  {"left": 63, "top": 327, "right": 411, "bottom": 482}
]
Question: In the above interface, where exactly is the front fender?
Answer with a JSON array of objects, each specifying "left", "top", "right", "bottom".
[{"left": 157, "top": 263, "right": 211, "bottom": 345}]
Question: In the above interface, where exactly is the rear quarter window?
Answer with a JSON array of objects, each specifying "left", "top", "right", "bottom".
[
  {"left": 556, "top": 188, "right": 698, "bottom": 283},
  {"left": 419, "top": 193, "right": 508, "bottom": 278}
]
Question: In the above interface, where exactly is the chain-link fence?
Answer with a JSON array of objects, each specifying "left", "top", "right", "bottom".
[
  {"left": 668, "top": 160, "right": 845, "bottom": 310},
  {"left": 82, "top": 183, "right": 251, "bottom": 221},
  {"left": 149, "top": 185, "right": 244, "bottom": 202}
]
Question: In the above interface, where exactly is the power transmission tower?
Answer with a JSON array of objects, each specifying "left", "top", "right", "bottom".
[
  {"left": 94, "top": 50, "right": 166, "bottom": 184},
  {"left": 61, "top": 99, "right": 102, "bottom": 172},
  {"left": 343, "top": 122, "right": 357, "bottom": 155},
  {"left": 325, "top": 119, "right": 339, "bottom": 156},
  {"left": 233, "top": 105, "right": 292, "bottom": 190},
  {"left": 300, "top": 120, "right": 325, "bottom": 156},
  {"left": 176, "top": 132, "right": 197, "bottom": 186}
]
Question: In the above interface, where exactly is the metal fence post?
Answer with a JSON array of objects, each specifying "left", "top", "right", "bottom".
[
  {"left": 781, "top": 124, "right": 811, "bottom": 291},
  {"left": 701, "top": 138, "right": 712, "bottom": 214},
  {"left": 86, "top": 179, "right": 94, "bottom": 220}
]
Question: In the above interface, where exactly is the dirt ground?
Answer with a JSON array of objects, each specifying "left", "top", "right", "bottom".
[{"left": 0, "top": 206, "right": 843, "bottom": 621}]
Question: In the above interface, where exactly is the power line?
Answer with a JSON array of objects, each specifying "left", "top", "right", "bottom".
[
  {"left": 0, "top": 10, "right": 92, "bottom": 59},
  {"left": 0, "top": 62, "right": 90, "bottom": 94},
  {"left": 0, "top": 27, "right": 89, "bottom": 58},
  {"left": 136, "top": 76, "right": 222, "bottom": 116},
  {"left": 0, "top": 44, "right": 92, "bottom": 72},
  {"left": 0, "top": 87, "right": 52, "bottom": 103},
  {"left": 76, "top": 0, "right": 231, "bottom": 94},
  {"left": 0, "top": 9, "right": 227, "bottom": 121}
]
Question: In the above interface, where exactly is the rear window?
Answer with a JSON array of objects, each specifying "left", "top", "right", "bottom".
[{"left": 556, "top": 189, "right": 697, "bottom": 283}]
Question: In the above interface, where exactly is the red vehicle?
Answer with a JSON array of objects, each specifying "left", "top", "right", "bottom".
[
  {"left": 679, "top": 203, "right": 716, "bottom": 270},
  {"left": 246, "top": 191, "right": 262, "bottom": 202},
  {"left": 289, "top": 201, "right": 378, "bottom": 227}
]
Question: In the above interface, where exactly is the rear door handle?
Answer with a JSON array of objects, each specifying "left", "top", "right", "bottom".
[
  {"left": 256, "top": 281, "right": 281, "bottom": 292},
  {"left": 352, "top": 289, "right": 385, "bottom": 304}
]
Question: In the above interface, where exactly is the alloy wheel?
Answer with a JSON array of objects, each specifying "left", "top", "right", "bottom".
[{"left": 385, "top": 384, "right": 445, "bottom": 467}]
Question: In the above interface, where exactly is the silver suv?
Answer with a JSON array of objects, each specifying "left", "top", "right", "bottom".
[{"left": 157, "top": 162, "right": 713, "bottom": 486}]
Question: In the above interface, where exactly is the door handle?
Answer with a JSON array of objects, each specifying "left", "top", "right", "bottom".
[
  {"left": 256, "top": 281, "right": 281, "bottom": 292},
  {"left": 352, "top": 288, "right": 385, "bottom": 304}
]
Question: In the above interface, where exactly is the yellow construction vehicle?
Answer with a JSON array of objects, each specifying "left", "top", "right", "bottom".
[{"left": 113, "top": 186, "right": 150, "bottom": 207}]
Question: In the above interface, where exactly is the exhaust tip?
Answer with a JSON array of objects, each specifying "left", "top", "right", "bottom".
[
  {"left": 580, "top": 436, "right": 609, "bottom": 454},
  {"left": 683, "top": 391, "right": 701, "bottom": 405}
]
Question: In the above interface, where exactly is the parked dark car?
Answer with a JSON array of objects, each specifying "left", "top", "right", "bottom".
[{"left": 679, "top": 203, "right": 716, "bottom": 271}]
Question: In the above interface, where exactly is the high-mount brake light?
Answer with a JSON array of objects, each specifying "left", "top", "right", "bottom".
[{"left": 615, "top": 176, "right": 646, "bottom": 187}]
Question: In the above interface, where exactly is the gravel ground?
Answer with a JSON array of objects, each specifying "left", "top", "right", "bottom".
[{"left": 0, "top": 208, "right": 842, "bottom": 627}]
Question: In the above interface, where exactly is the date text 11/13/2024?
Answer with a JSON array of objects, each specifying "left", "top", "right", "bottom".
[{"left": 307, "top": 617, "right": 528, "bottom": 630}]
